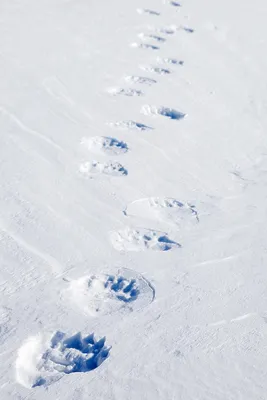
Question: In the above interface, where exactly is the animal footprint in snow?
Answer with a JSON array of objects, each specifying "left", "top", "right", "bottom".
[
  {"left": 157, "top": 57, "right": 184, "bottom": 66},
  {"left": 131, "top": 42, "right": 159, "bottom": 50},
  {"left": 137, "top": 8, "right": 160, "bottom": 16},
  {"left": 110, "top": 227, "right": 180, "bottom": 252},
  {"left": 157, "top": 25, "right": 178, "bottom": 35},
  {"left": 168, "top": 1, "right": 181, "bottom": 6},
  {"left": 16, "top": 331, "right": 110, "bottom": 388},
  {"left": 141, "top": 105, "right": 186, "bottom": 120},
  {"left": 124, "top": 75, "right": 157, "bottom": 85},
  {"left": 63, "top": 269, "right": 154, "bottom": 316},
  {"left": 124, "top": 197, "right": 198, "bottom": 228},
  {"left": 183, "top": 27, "right": 194, "bottom": 33},
  {"left": 80, "top": 161, "right": 127, "bottom": 176},
  {"left": 108, "top": 120, "right": 153, "bottom": 131},
  {"left": 139, "top": 65, "right": 171, "bottom": 75},
  {"left": 107, "top": 87, "right": 143, "bottom": 97},
  {"left": 81, "top": 136, "right": 128, "bottom": 156},
  {"left": 138, "top": 33, "right": 166, "bottom": 43}
]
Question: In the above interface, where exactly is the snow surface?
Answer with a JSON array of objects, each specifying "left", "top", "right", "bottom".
[{"left": 1, "top": 0, "right": 267, "bottom": 398}]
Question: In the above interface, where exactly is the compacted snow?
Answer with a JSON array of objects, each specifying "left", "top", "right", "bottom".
[{"left": 1, "top": 0, "right": 267, "bottom": 399}]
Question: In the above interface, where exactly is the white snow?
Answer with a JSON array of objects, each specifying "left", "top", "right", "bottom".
[
  {"left": 62, "top": 268, "right": 154, "bottom": 316},
  {"left": 1, "top": 0, "right": 267, "bottom": 399}
]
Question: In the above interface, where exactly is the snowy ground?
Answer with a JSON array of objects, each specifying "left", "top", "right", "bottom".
[{"left": 1, "top": 0, "right": 267, "bottom": 398}]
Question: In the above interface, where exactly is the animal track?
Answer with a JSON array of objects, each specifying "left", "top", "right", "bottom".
[
  {"left": 107, "top": 87, "right": 143, "bottom": 97},
  {"left": 183, "top": 27, "right": 194, "bottom": 33},
  {"left": 157, "top": 57, "right": 184, "bottom": 66},
  {"left": 108, "top": 120, "right": 153, "bottom": 131},
  {"left": 138, "top": 33, "right": 166, "bottom": 43},
  {"left": 157, "top": 25, "right": 178, "bottom": 35},
  {"left": 81, "top": 136, "right": 128, "bottom": 156},
  {"left": 110, "top": 227, "right": 180, "bottom": 252},
  {"left": 16, "top": 331, "right": 110, "bottom": 388},
  {"left": 141, "top": 105, "right": 186, "bottom": 120},
  {"left": 63, "top": 269, "right": 154, "bottom": 316},
  {"left": 80, "top": 161, "right": 127, "bottom": 176},
  {"left": 124, "top": 75, "right": 157, "bottom": 85},
  {"left": 169, "top": 1, "right": 181, "bottom": 6},
  {"left": 139, "top": 65, "right": 171, "bottom": 75},
  {"left": 131, "top": 42, "right": 159, "bottom": 50},
  {"left": 137, "top": 8, "right": 160, "bottom": 16},
  {"left": 124, "top": 197, "right": 198, "bottom": 227}
]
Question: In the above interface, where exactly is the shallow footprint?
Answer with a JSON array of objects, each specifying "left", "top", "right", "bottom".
[
  {"left": 80, "top": 160, "right": 128, "bottom": 176},
  {"left": 131, "top": 42, "right": 160, "bottom": 50},
  {"left": 157, "top": 57, "right": 184, "bottom": 66},
  {"left": 169, "top": 1, "right": 181, "bottom": 6},
  {"left": 138, "top": 33, "right": 166, "bottom": 43},
  {"left": 110, "top": 227, "right": 180, "bottom": 252},
  {"left": 124, "top": 197, "right": 198, "bottom": 227},
  {"left": 108, "top": 120, "right": 153, "bottom": 131},
  {"left": 107, "top": 87, "right": 144, "bottom": 97},
  {"left": 137, "top": 8, "right": 160, "bottom": 16},
  {"left": 81, "top": 136, "right": 128, "bottom": 156},
  {"left": 183, "top": 27, "right": 194, "bottom": 33},
  {"left": 157, "top": 25, "right": 178, "bottom": 35},
  {"left": 139, "top": 65, "right": 171, "bottom": 75},
  {"left": 16, "top": 331, "right": 110, "bottom": 388},
  {"left": 124, "top": 75, "right": 157, "bottom": 85},
  {"left": 63, "top": 268, "right": 155, "bottom": 316},
  {"left": 141, "top": 105, "right": 186, "bottom": 120}
]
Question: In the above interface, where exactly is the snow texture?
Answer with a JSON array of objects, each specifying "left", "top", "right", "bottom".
[{"left": 1, "top": 0, "right": 267, "bottom": 399}]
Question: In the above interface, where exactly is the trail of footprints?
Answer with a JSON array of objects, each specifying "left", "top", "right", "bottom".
[{"left": 16, "top": 1, "right": 197, "bottom": 389}]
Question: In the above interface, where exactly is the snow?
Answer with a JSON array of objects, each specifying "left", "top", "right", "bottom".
[{"left": 1, "top": 0, "right": 267, "bottom": 398}]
